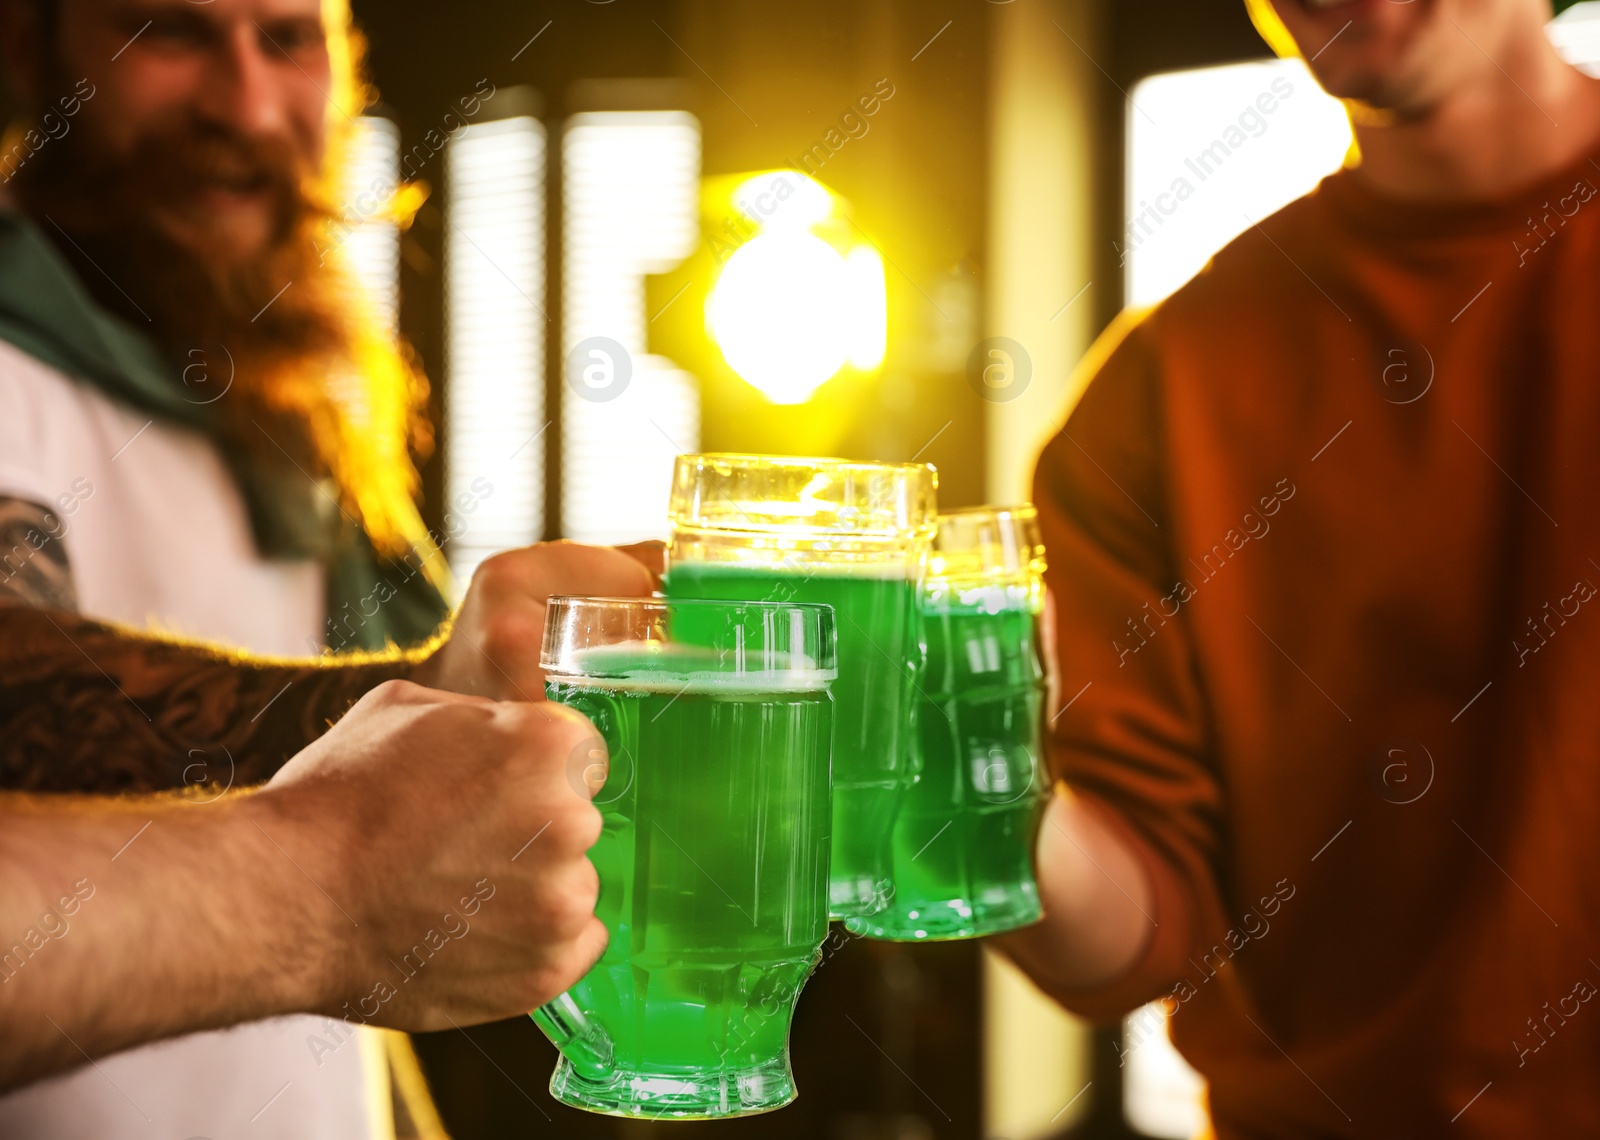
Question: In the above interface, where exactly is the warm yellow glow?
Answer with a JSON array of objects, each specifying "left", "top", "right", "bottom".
[
  {"left": 844, "top": 245, "right": 887, "bottom": 370},
  {"left": 707, "top": 232, "right": 853, "bottom": 405},
  {"left": 1243, "top": 0, "right": 1300, "bottom": 60},
  {"left": 731, "top": 171, "right": 833, "bottom": 231},
  {"left": 700, "top": 171, "right": 888, "bottom": 404}
]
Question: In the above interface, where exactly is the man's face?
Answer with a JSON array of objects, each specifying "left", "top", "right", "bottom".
[
  {"left": 51, "top": 0, "right": 330, "bottom": 262},
  {"left": 1267, "top": 0, "right": 1545, "bottom": 114}
]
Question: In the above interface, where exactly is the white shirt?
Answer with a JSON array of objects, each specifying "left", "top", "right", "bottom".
[{"left": 0, "top": 340, "right": 389, "bottom": 1139}]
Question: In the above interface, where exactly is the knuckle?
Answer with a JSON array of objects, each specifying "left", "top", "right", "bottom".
[
  {"left": 535, "top": 709, "right": 604, "bottom": 772},
  {"left": 574, "top": 857, "right": 601, "bottom": 910},
  {"left": 471, "top": 550, "right": 518, "bottom": 595},
  {"left": 545, "top": 800, "right": 603, "bottom": 851},
  {"left": 563, "top": 746, "right": 611, "bottom": 804},
  {"left": 572, "top": 800, "right": 601, "bottom": 845},
  {"left": 536, "top": 922, "right": 607, "bottom": 999},
  {"left": 609, "top": 553, "right": 655, "bottom": 596},
  {"left": 496, "top": 700, "right": 553, "bottom": 743},
  {"left": 540, "top": 701, "right": 599, "bottom": 744},
  {"left": 575, "top": 917, "right": 609, "bottom": 968},
  {"left": 570, "top": 802, "right": 604, "bottom": 849},
  {"left": 521, "top": 915, "right": 608, "bottom": 1005},
  {"left": 534, "top": 864, "right": 598, "bottom": 935},
  {"left": 367, "top": 677, "right": 423, "bottom": 706},
  {"left": 474, "top": 552, "right": 547, "bottom": 616},
  {"left": 568, "top": 860, "right": 603, "bottom": 919},
  {"left": 411, "top": 690, "right": 477, "bottom": 732},
  {"left": 539, "top": 879, "right": 593, "bottom": 938},
  {"left": 574, "top": 543, "right": 654, "bottom": 595}
]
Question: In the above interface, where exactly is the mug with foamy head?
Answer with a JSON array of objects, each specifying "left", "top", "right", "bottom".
[
  {"left": 532, "top": 594, "right": 836, "bottom": 1119},
  {"left": 662, "top": 453, "right": 937, "bottom": 921}
]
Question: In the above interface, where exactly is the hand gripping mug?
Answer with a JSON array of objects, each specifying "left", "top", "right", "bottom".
[
  {"left": 863, "top": 505, "right": 1050, "bottom": 941},
  {"left": 662, "top": 453, "right": 938, "bottom": 920},
  {"left": 532, "top": 595, "right": 836, "bottom": 1118}
]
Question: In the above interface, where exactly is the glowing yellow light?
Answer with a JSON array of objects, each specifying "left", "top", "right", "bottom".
[
  {"left": 844, "top": 246, "right": 886, "bottom": 371},
  {"left": 701, "top": 171, "right": 888, "bottom": 404},
  {"left": 731, "top": 171, "right": 833, "bottom": 231},
  {"left": 708, "top": 231, "right": 854, "bottom": 404}
]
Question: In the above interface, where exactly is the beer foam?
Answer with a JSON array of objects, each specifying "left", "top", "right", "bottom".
[
  {"left": 551, "top": 640, "right": 836, "bottom": 694},
  {"left": 666, "top": 559, "right": 917, "bottom": 582},
  {"left": 925, "top": 581, "right": 1038, "bottom": 616}
]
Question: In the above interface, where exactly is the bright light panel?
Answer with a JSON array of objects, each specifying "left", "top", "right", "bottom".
[
  {"left": 1123, "top": 1005, "right": 1208, "bottom": 1139},
  {"left": 322, "top": 116, "right": 401, "bottom": 431},
  {"left": 445, "top": 116, "right": 547, "bottom": 593},
  {"left": 1124, "top": 58, "right": 1351, "bottom": 308},
  {"left": 845, "top": 245, "right": 887, "bottom": 370},
  {"left": 341, "top": 116, "right": 401, "bottom": 331},
  {"left": 732, "top": 170, "right": 833, "bottom": 230},
  {"left": 562, "top": 111, "right": 701, "bottom": 546},
  {"left": 708, "top": 232, "right": 853, "bottom": 405},
  {"left": 1550, "top": 1, "right": 1600, "bottom": 75},
  {"left": 705, "top": 170, "right": 886, "bottom": 404}
]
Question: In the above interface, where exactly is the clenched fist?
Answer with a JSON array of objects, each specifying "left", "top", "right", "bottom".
[{"left": 258, "top": 679, "right": 608, "bottom": 1028}]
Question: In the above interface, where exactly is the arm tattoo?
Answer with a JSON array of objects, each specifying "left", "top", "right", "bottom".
[
  {"left": 0, "top": 604, "right": 436, "bottom": 794},
  {"left": 0, "top": 497, "right": 79, "bottom": 611}
]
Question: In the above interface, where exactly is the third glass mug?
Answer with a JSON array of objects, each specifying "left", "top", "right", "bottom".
[
  {"left": 864, "top": 504, "right": 1050, "bottom": 941},
  {"left": 662, "top": 452, "right": 937, "bottom": 920}
]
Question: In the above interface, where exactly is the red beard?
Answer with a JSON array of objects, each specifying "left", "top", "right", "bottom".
[{"left": 12, "top": 105, "right": 359, "bottom": 479}]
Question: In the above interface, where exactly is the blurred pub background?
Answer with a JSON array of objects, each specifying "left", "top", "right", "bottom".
[{"left": 299, "top": 0, "right": 1600, "bottom": 1136}]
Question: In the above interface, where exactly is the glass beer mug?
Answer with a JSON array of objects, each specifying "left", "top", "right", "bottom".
[
  {"left": 661, "top": 453, "right": 938, "bottom": 921},
  {"left": 532, "top": 595, "right": 836, "bottom": 1118}
]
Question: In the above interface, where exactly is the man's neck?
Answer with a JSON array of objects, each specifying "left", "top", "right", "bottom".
[{"left": 1351, "top": 34, "right": 1600, "bottom": 203}]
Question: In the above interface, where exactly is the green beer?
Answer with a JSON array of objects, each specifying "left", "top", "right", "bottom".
[
  {"left": 664, "top": 454, "right": 937, "bottom": 920},
  {"left": 664, "top": 562, "right": 919, "bottom": 916},
  {"left": 533, "top": 597, "right": 835, "bottom": 1119},
  {"left": 865, "top": 506, "right": 1050, "bottom": 941}
]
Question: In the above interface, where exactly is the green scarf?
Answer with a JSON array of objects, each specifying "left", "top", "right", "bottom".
[{"left": 0, "top": 210, "right": 449, "bottom": 651}]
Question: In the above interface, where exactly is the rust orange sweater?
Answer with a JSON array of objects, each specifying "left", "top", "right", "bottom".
[{"left": 1034, "top": 145, "right": 1600, "bottom": 1136}]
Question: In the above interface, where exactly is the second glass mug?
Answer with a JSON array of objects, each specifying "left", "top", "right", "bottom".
[
  {"left": 660, "top": 452, "right": 939, "bottom": 920},
  {"left": 531, "top": 595, "right": 837, "bottom": 1119}
]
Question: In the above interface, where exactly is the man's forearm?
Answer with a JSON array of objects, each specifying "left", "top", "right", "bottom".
[
  {"left": 997, "top": 788, "right": 1159, "bottom": 998},
  {"left": 0, "top": 790, "right": 342, "bottom": 1090},
  {"left": 0, "top": 604, "right": 434, "bottom": 793}
]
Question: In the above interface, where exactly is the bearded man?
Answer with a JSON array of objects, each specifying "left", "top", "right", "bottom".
[{"left": 0, "top": 0, "right": 640, "bottom": 1135}]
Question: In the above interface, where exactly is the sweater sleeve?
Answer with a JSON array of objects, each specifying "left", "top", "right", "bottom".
[{"left": 1029, "top": 314, "right": 1228, "bottom": 1023}]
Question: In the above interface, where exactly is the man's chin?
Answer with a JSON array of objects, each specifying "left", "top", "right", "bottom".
[
  {"left": 1307, "top": 63, "right": 1389, "bottom": 105},
  {"left": 1306, "top": 52, "right": 1443, "bottom": 116}
]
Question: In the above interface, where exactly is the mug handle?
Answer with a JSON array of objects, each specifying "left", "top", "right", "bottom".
[{"left": 529, "top": 991, "right": 615, "bottom": 1082}]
